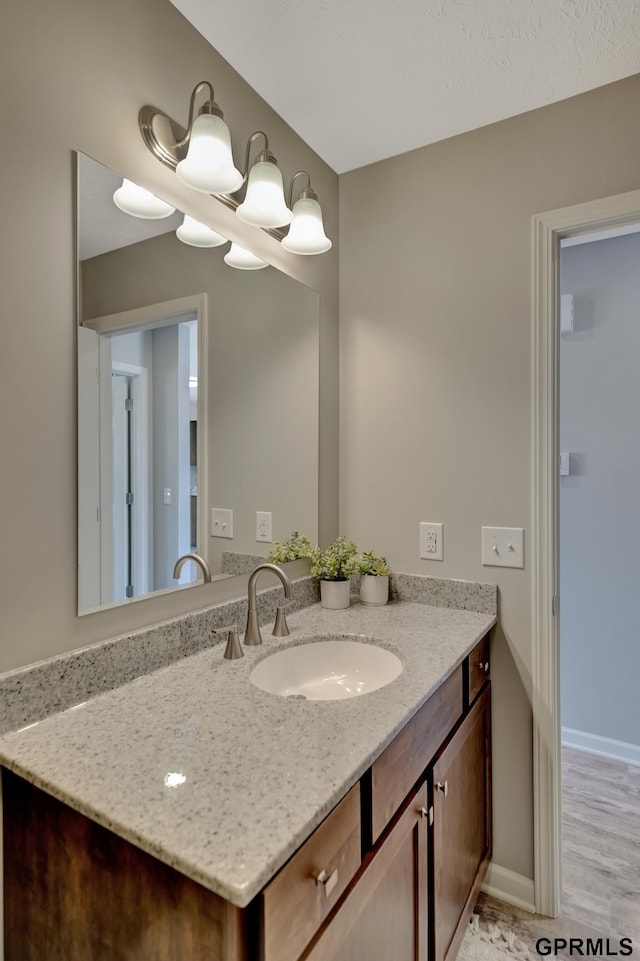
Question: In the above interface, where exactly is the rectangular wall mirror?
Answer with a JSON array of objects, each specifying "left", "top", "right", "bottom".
[{"left": 77, "top": 153, "right": 319, "bottom": 614}]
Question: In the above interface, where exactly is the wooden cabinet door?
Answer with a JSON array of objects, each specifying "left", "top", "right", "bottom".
[
  {"left": 431, "top": 685, "right": 491, "bottom": 961},
  {"left": 303, "top": 783, "right": 429, "bottom": 961}
]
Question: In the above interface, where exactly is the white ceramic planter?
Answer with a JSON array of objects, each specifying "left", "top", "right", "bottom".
[
  {"left": 320, "top": 579, "right": 351, "bottom": 610},
  {"left": 359, "top": 574, "right": 389, "bottom": 607}
]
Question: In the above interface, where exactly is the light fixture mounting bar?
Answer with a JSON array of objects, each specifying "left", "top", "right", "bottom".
[{"left": 138, "top": 105, "right": 286, "bottom": 241}]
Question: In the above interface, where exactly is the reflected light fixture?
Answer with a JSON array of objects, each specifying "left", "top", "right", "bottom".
[
  {"left": 281, "top": 171, "right": 332, "bottom": 255},
  {"left": 139, "top": 82, "right": 331, "bottom": 255},
  {"left": 113, "top": 179, "right": 176, "bottom": 219},
  {"left": 224, "top": 243, "right": 268, "bottom": 270},
  {"left": 175, "top": 82, "right": 243, "bottom": 194},
  {"left": 176, "top": 214, "right": 227, "bottom": 248}
]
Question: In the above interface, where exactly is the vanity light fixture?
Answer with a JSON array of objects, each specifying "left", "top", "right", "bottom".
[
  {"left": 176, "top": 214, "right": 227, "bottom": 248},
  {"left": 139, "top": 82, "right": 331, "bottom": 254},
  {"left": 174, "top": 82, "right": 243, "bottom": 194},
  {"left": 236, "top": 132, "right": 292, "bottom": 229},
  {"left": 223, "top": 243, "right": 269, "bottom": 270},
  {"left": 281, "top": 171, "right": 332, "bottom": 255},
  {"left": 112, "top": 178, "right": 176, "bottom": 219}
]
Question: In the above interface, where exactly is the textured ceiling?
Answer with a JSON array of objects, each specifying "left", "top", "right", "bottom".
[{"left": 170, "top": 0, "right": 640, "bottom": 173}]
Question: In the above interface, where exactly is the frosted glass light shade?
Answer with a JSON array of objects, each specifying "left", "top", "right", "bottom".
[
  {"left": 176, "top": 114, "right": 243, "bottom": 195},
  {"left": 281, "top": 196, "right": 332, "bottom": 255},
  {"left": 176, "top": 215, "right": 227, "bottom": 248},
  {"left": 224, "top": 243, "right": 269, "bottom": 270},
  {"left": 113, "top": 179, "right": 176, "bottom": 219},
  {"left": 236, "top": 161, "right": 292, "bottom": 228}
]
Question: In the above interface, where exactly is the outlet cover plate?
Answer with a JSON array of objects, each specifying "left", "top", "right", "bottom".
[
  {"left": 420, "top": 522, "right": 443, "bottom": 561},
  {"left": 211, "top": 508, "right": 233, "bottom": 539},
  {"left": 256, "top": 511, "right": 273, "bottom": 543},
  {"left": 481, "top": 526, "right": 524, "bottom": 568}
]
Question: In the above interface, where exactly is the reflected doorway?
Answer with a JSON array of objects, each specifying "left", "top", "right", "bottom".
[{"left": 78, "top": 298, "right": 203, "bottom": 611}]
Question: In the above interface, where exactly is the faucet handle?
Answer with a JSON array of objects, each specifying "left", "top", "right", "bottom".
[
  {"left": 211, "top": 624, "right": 244, "bottom": 660},
  {"left": 272, "top": 602, "right": 292, "bottom": 638}
]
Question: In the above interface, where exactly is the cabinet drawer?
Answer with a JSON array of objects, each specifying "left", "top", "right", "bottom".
[
  {"left": 466, "top": 634, "right": 490, "bottom": 706},
  {"left": 261, "top": 783, "right": 361, "bottom": 961},
  {"left": 303, "top": 782, "right": 429, "bottom": 961},
  {"left": 370, "top": 666, "right": 462, "bottom": 843}
]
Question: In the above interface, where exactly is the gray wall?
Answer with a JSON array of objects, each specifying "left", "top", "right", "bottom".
[
  {"left": 0, "top": 0, "right": 338, "bottom": 672},
  {"left": 339, "top": 74, "right": 640, "bottom": 883},
  {"left": 560, "top": 232, "right": 640, "bottom": 750}
]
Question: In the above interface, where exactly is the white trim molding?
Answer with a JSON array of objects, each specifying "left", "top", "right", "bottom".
[
  {"left": 482, "top": 863, "right": 535, "bottom": 914},
  {"left": 531, "top": 187, "right": 640, "bottom": 919},
  {"left": 562, "top": 727, "right": 640, "bottom": 768}
]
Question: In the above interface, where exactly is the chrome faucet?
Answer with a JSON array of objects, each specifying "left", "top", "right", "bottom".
[
  {"left": 173, "top": 552, "right": 212, "bottom": 584},
  {"left": 244, "top": 563, "right": 292, "bottom": 646}
]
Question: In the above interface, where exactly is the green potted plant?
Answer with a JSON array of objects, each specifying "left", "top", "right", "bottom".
[
  {"left": 267, "top": 531, "right": 313, "bottom": 564},
  {"left": 310, "top": 536, "right": 359, "bottom": 609},
  {"left": 357, "top": 550, "right": 391, "bottom": 606}
]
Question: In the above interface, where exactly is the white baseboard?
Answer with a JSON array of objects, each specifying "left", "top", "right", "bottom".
[
  {"left": 562, "top": 726, "right": 640, "bottom": 768},
  {"left": 481, "top": 863, "right": 536, "bottom": 913}
]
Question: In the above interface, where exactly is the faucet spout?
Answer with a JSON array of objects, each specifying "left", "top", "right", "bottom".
[
  {"left": 244, "top": 563, "right": 292, "bottom": 646},
  {"left": 173, "top": 552, "right": 212, "bottom": 584}
]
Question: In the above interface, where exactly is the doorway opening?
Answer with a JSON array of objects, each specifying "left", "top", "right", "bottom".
[
  {"left": 557, "top": 226, "right": 640, "bottom": 932},
  {"left": 78, "top": 293, "right": 207, "bottom": 612},
  {"left": 531, "top": 187, "right": 640, "bottom": 918}
]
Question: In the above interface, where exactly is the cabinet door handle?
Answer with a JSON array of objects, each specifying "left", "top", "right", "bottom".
[
  {"left": 315, "top": 867, "right": 339, "bottom": 897},
  {"left": 419, "top": 805, "right": 434, "bottom": 825},
  {"left": 436, "top": 780, "right": 449, "bottom": 797},
  {"left": 477, "top": 661, "right": 489, "bottom": 673}
]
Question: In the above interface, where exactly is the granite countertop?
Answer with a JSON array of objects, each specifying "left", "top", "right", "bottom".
[{"left": 0, "top": 599, "right": 495, "bottom": 908}]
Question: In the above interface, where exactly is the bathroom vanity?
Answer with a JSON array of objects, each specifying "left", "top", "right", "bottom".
[{"left": 1, "top": 598, "right": 494, "bottom": 961}]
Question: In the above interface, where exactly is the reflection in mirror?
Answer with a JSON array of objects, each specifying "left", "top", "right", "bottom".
[
  {"left": 77, "top": 153, "right": 319, "bottom": 614},
  {"left": 78, "top": 294, "right": 205, "bottom": 610}
]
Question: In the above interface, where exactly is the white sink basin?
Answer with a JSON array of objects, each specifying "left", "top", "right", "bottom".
[{"left": 249, "top": 637, "right": 403, "bottom": 701}]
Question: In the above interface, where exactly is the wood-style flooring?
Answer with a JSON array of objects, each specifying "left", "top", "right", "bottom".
[{"left": 473, "top": 747, "right": 640, "bottom": 956}]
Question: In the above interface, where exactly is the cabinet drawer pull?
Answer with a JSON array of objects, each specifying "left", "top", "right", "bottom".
[
  {"left": 436, "top": 780, "right": 449, "bottom": 797},
  {"left": 314, "top": 868, "right": 339, "bottom": 897},
  {"left": 477, "top": 661, "right": 490, "bottom": 673}
]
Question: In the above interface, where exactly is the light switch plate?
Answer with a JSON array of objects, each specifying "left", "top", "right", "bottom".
[
  {"left": 211, "top": 508, "right": 233, "bottom": 539},
  {"left": 481, "top": 526, "right": 524, "bottom": 568}
]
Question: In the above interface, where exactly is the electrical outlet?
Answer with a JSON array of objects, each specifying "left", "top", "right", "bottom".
[
  {"left": 211, "top": 508, "right": 233, "bottom": 539},
  {"left": 256, "top": 511, "right": 272, "bottom": 543},
  {"left": 420, "top": 522, "right": 443, "bottom": 561}
]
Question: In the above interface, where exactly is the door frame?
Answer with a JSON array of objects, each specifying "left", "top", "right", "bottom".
[{"left": 531, "top": 186, "right": 640, "bottom": 917}]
